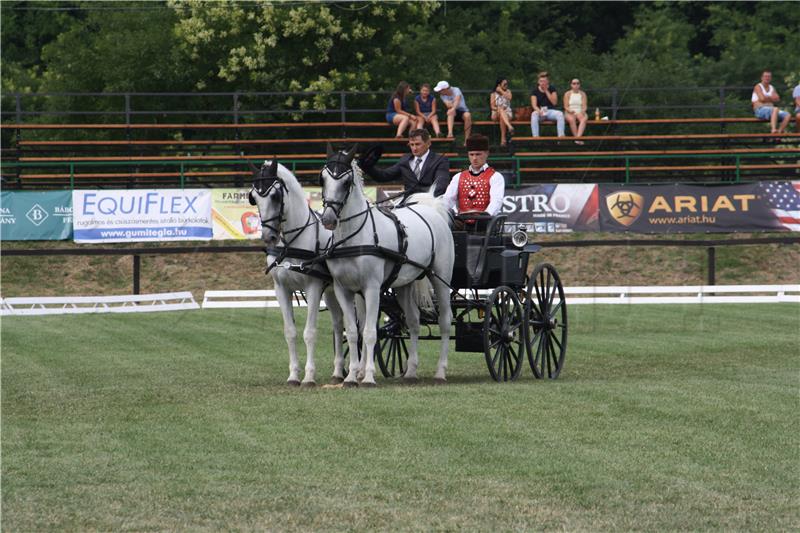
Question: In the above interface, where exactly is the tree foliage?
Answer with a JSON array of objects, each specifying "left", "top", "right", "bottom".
[{"left": 2, "top": 1, "right": 798, "bottom": 117}]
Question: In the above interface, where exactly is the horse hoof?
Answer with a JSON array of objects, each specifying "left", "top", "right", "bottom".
[
  {"left": 403, "top": 376, "right": 419, "bottom": 385},
  {"left": 361, "top": 381, "right": 377, "bottom": 388},
  {"left": 329, "top": 377, "right": 344, "bottom": 385},
  {"left": 287, "top": 379, "right": 301, "bottom": 387},
  {"left": 301, "top": 381, "right": 316, "bottom": 389},
  {"left": 342, "top": 381, "right": 359, "bottom": 389},
  {"left": 433, "top": 378, "right": 447, "bottom": 385}
]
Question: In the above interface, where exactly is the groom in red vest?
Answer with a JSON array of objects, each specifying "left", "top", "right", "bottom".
[{"left": 442, "top": 134, "right": 505, "bottom": 219}]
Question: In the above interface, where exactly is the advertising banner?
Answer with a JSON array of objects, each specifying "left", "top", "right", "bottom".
[
  {"left": 212, "top": 186, "right": 378, "bottom": 240},
  {"left": 377, "top": 185, "right": 599, "bottom": 233},
  {"left": 599, "top": 181, "right": 800, "bottom": 233},
  {"left": 72, "top": 189, "right": 213, "bottom": 243},
  {"left": 0, "top": 191, "right": 73, "bottom": 240},
  {"left": 501, "top": 184, "right": 599, "bottom": 233}
]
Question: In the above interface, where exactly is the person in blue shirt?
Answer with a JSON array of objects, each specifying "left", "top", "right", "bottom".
[{"left": 414, "top": 83, "right": 442, "bottom": 137}]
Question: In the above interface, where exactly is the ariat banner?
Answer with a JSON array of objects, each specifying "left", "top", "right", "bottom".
[
  {"left": 72, "top": 189, "right": 213, "bottom": 243},
  {"left": 213, "top": 186, "right": 378, "bottom": 240},
  {"left": 599, "top": 182, "right": 799, "bottom": 233},
  {"left": 0, "top": 191, "right": 73, "bottom": 240}
]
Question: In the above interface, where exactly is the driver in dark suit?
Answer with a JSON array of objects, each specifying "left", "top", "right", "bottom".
[{"left": 358, "top": 128, "right": 450, "bottom": 199}]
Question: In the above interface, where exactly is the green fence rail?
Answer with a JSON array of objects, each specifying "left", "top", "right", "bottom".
[{"left": 2, "top": 151, "right": 798, "bottom": 189}]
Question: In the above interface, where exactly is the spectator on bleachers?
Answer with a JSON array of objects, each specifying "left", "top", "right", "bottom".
[
  {"left": 752, "top": 71, "right": 791, "bottom": 134},
  {"left": 359, "top": 128, "right": 450, "bottom": 199},
  {"left": 490, "top": 77, "right": 515, "bottom": 148},
  {"left": 434, "top": 80, "right": 473, "bottom": 143},
  {"left": 387, "top": 81, "right": 421, "bottom": 138},
  {"left": 530, "top": 71, "right": 565, "bottom": 138},
  {"left": 414, "top": 83, "right": 442, "bottom": 137},
  {"left": 793, "top": 81, "right": 800, "bottom": 131},
  {"left": 563, "top": 78, "right": 588, "bottom": 145}
]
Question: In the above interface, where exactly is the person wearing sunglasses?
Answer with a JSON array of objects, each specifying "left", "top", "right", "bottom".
[{"left": 563, "top": 78, "right": 589, "bottom": 144}]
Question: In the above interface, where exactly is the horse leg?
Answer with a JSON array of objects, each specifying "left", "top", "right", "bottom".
[
  {"left": 275, "top": 283, "right": 301, "bottom": 386},
  {"left": 395, "top": 286, "right": 421, "bottom": 382},
  {"left": 324, "top": 288, "right": 346, "bottom": 383},
  {"left": 300, "top": 281, "right": 324, "bottom": 387},
  {"left": 334, "top": 282, "right": 361, "bottom": 387},
  {"left": 358, "top": 285, "right": 381, "bottom": 387},
  {"left": 432, "top": 277, "right": 452, "bottom": 383},
  {"left": 355, "top": 293, "right": 367, "bottom": 381}
]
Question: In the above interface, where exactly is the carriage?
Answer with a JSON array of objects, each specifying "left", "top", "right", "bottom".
[
  {"left": 370, "top": 212, "right": 568, "bottom": 382},
  {"left": 250, "top": 153, "right": 567, "bottom": 386}
]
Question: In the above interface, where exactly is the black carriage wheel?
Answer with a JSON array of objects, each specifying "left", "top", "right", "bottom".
[
  {"left": 376, "top": 312, "right": 409, "bottom": 378},
  {"left": 483, "top": 286, "right": 525, "bottom": 382},
  {"left": 525, "top": 263, "right": 567, "bottom": 379}
]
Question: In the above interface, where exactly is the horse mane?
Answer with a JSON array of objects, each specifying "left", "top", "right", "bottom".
[
  {"left": 350, "top": 158, "right": 366, "bottom": 195},
  {"left": 275, "top": 162, "right": 305, "bottom": 200},
  {"left": 405, "top": 192, "right": 453, "bottom": 228}
]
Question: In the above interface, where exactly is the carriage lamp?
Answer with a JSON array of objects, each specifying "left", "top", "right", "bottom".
[{"left": 511, "top": 225, "right": 528, "bottom": 248}]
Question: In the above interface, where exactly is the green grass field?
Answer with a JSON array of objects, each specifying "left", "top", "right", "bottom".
[{"left": 2, "top": 304, "right": 798, "bottom": 531}]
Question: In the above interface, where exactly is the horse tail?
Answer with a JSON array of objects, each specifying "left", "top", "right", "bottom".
[
  {"left": 405, "top": 192, "right": 453, "bottom": 228},
  {"left": 412, "top": 277, "right": 435, "bottom": 311}
]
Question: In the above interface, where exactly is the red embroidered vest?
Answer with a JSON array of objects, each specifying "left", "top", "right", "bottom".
[{"left": 457, "top": 167, "right": 495, "bottom": 212}]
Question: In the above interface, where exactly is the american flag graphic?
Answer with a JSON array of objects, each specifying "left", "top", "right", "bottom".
[{"left": 759, "top": 181, "right": 800, "bottom": 231}]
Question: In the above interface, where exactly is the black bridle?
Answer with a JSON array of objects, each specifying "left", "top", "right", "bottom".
[
  {"left": 320, "top": 144, "right": 358, "bottom": 219},
  {"left": 249, "top": 160, "right": 316, "bottom": 246}
]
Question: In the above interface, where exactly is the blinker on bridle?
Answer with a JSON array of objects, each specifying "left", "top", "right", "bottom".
[{"left": 320, "top": 143, "right": 359, "bottom": 216}]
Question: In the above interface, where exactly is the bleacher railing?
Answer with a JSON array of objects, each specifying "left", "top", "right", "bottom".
[
  {"left": 1, "top": 86, "right": 758, "bottom": 124},
  {"left": 2, "top": 150, "right": 798, "bottom": 189}
]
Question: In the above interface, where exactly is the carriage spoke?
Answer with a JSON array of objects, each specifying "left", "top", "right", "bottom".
[
  {"left": 549, "top": 298, "right": 563, "bottom": 319},
  {"left": 549, "top": 330, "right": 563, "bottom": 352}
]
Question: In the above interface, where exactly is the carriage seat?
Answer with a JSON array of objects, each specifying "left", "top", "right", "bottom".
[{"left": 451, "top": 213, "right": 508, "bottom": 288}]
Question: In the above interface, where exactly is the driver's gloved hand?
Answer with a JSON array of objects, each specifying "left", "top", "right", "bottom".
[{"left": 357, "top": 145, "right": 383, "bottom": 169}]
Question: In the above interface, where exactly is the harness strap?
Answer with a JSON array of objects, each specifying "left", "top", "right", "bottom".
[{"left": 265, "top": 246, "right": 332, "bottom": 283}]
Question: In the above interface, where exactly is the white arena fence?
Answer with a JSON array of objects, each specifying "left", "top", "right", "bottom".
[
  {"left": 2, "top": 286, "right": 797, "bottom": 316},
  {"left": 200, "top": 285, "right": 800, "bottom": 309},
  {"left": 0, "top": 291, "right": 198, "bottom": 316}
]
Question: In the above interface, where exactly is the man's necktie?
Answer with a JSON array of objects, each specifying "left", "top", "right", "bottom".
[{"left": 414, "top": 158, "right": 422, "bottom": 179}]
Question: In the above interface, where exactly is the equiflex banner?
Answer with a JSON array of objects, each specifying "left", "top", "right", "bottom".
[
  {"left": 599, "top": 182, "right": 800, "bottom": 233},
  {"left": 0, "top": 191, "right": 73, "bottom": 240},
  {"left": 212, "top": 186, "right": 378, "bottom": 240},
  {"left": 72, "top": 189, "right": 212, "bottom": 243}
]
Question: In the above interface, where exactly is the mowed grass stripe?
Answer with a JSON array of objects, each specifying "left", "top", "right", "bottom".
[{"left": 2, "top": 304, "right": 798, "bottom": 531}]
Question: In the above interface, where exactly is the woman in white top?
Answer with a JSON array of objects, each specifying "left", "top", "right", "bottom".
[
  {"left": 563, "top": 78, "right": 588, "bottom": 144},
  {"left": 490, "top": 77, "right": 515, "bottom": 148}
]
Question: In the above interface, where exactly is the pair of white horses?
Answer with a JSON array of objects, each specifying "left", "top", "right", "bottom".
[{"left": 248, "top": 146, "right": 454, "bottom": 387}]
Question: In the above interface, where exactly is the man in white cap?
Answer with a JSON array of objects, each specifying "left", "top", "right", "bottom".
[{"left": 434, "top": 80, "right": 473, "bottom": 143}]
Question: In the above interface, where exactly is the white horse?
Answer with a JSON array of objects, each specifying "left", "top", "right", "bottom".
[
  {"left": 319, "top": 144, "right": 454, "bottom": 387},
  {"left": 248, "top": 159, "right": 348, "bottom": 386}
]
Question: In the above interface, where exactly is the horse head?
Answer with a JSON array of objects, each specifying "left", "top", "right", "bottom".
[
  {"left": 248, "top": 158, "right": 284, "bottom": 246},
  {"left": 320, "top": 143, "right": 359, "bottom": 230}
]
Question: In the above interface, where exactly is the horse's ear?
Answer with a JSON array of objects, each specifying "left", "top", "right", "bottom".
[
  {"left": 268, "top": 158, "right": 278, "bottom": 178},
  {"left": 247, "top": 159, "right": 259, "bottom": 175},
  {"left": 345, "top": 143, "right": 359, "bottom": 163},
  {"left": 326, "top": 142, "right": 334, "bottom": 158}
]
